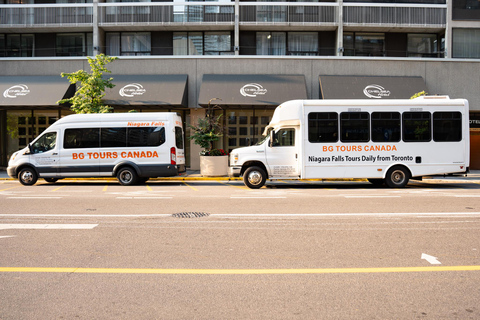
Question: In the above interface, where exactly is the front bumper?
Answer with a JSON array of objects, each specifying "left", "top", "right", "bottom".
[
  {"left": 7, "top": 166, "right": 17, "bottom": 178},
  {"left": 228, "top": 166, "right": 241, "bottom": 177}
]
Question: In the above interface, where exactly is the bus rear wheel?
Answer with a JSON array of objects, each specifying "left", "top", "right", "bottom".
[
  {"left": 117, "top": 167, "right": 138, "bottom": 186},
  {"left": 243, "top": 166, "right": 267, "bottom": 189},
  {"left": 385, "top": 166, "right": 410, "bottom": 188}
]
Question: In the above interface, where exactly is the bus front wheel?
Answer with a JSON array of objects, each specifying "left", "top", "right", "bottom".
[
  {"left": 243, "top": 166, "right": 267, "bottom": 189},
  {"left": 385, "top": 166, "right": 410, "bottom": 188}
]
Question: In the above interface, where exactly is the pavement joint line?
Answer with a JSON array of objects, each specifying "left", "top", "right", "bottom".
[{"left": 1, "top": 266, "right": 480, "bottom": 275}]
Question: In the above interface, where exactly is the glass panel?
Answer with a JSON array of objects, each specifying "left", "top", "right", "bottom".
[
  {"left": 371, "top": 112, "right": 401, "bottom": 142},
  {"left": 273, "top": 128, "right": 295, "bottom": 147},
  {"left": 64, "top": 128, "right": 100, "bottom": 149},
  {"left": 121, "top": 32, "right": 151, "bottom": 56},
  {"left": 340, "top": 112, "right": 370, "bottom": 142},
  {"left": 101, "top": 128, "right": 127, "bottom": 148},
  {"left": 355, "top": 33, "right": 385, "bottom": 57},
  {"left": 31, "top": 132, "right": 56, "bottom": 154},
  {"left": 452, "top": 28, "right": 480, "bottom": 59},
  {"left": 106, "top": 33, "right": 121, "bottom": 56},
  {"left": 288, "top": 32, "right": 318, "bottom": 56},
  {"left": 56, "top": 33, "right": 85, "bottom": 57},
  {"left": 175, "top": 127, "right": 184, "bottom": 149},
  {"left": 204, "top": 32, "right": 231, "bottom": 54},
  {"left": 256, "top": 32, "right": 286, "bottom": 55},
  {"left": 407, "top": 34, "right": 438, "bottom": 57},
  {"left": 433, "top": 112, "right": 462, "bottom": 142},
  {"left": 403, "top": 112, "right": 431, "bottom": 142},
  {"left": 308, "top": 112, "right": 338, "bottom": 143},
  {"left": 128, "top": 127, "right": 165, "bottom": 147}
]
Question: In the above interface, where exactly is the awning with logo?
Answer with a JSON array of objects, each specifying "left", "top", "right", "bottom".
[
  {"left": 319, "top": 75, "right": 428, "bottom": 99},
  {"left": 198, "top": 74, "right": 307, "bottom": 106},
  {"left": 0, "top": 76, "right": 74, "bottom": 107},
  {"left": 103, "top": 75, "right": 188, "bottom": 107}
]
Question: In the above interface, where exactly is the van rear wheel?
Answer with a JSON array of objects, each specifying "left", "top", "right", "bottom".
[
  {"left": 243, "top": 166, "right": 267, "bottom": 189},
  {"left": 117, "top": 167, "right": 138, "bottom": 186}
]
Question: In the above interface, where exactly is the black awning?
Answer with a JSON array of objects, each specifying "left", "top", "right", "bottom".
[
  {"left": 319, "top": 75, "right": 428, "bottom": 99},
  {"left": 0, "top": 76, "right": 74, "bottom": 107},
  {"left": 103, "top": 75, "right": 188, "bottom": 107},
  {"left": 198, "top": 74, "right": 307, "bottom": 106}
]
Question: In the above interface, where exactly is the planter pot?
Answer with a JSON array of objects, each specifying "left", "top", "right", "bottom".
[{"left": 200, "top": 155, "right": 228, "bottom": 177}]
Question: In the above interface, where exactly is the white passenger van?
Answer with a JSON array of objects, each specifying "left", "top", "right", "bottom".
[
  {"left": 229, "top": 97, "right": 470, "bottom": 188},
  {"left": 7, "top": 112, "right": 185, "bottom": 185}
]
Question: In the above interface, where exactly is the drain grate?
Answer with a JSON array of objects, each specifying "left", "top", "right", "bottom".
[{"left": 172, "top": 212, "right": 210, "bottom": 219}]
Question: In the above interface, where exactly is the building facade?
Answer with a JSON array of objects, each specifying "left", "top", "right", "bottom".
[{"left": 1, "top": 0, "right": 479, "bottom": 169}]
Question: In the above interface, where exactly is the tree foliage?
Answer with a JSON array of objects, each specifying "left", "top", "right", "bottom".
[
  {"left": 58, "top": 54, "right": 118, "bottom": 114},
  {"left": 410, "top": 91, "right": 427, "bottom": 99}
]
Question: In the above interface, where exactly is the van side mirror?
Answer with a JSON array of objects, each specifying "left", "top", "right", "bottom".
[{"left": 26, "top": 143, "right": 33, "bottom": 155}]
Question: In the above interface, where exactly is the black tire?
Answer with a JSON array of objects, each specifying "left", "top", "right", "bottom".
[
  {"left": 117, "top": 167, "right": 138, "bottom": 186},
  {"left": 243, "top": 166, "right": 267, "bottom": 189},
  {"left": 44, "top": 178, "right": 58, "bottom": 183},
  {"left": 367, "top": 178, "right": 384, "bottom": 186},
  {"left": 385, "top": 166, "right": 410, "bottom": 188},
  {"left": 18, "top": 167, "right": 38, "bottom": 186}
]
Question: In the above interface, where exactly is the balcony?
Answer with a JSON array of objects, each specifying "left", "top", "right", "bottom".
[
  {"left": 98, "top": 2, "right": 235, "bottom": 28},
  {"left": 0, "top": 4, "right": 93, "bottom": 29},
  {"left": 343, "top": 3, "right": 447, "bottom": 30}
]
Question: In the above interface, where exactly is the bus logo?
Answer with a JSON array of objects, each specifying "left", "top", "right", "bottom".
[
  {"left": 240, "top": 83, "right": 267, "bottom": 97},
  {"left": 119, "top": 83, "right": 146, "bottom": 97},
  {"left": 3, "top": 84, "right": 30, "bottom": 99},
  {"left": 363, "top": 84, "right": 391, "bottom": 99}
]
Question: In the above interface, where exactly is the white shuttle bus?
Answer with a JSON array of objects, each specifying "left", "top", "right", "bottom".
[
  {"left": 229, "top": 97, "right": 470, "bottom": 189},
  {"left": 7, "top": 112, "right": 185, "bottom": 185}
]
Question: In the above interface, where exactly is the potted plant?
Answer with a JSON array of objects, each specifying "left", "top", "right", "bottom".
[{"left": 189, "top": 100, "right": 228, "bottom": 176}]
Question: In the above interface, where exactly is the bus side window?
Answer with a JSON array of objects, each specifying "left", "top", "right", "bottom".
[
  {"left": 433, "top": 112, "right": 462, "bottom": 142},
  {"left": 403, "top": 112, "right": 431, "bottom": 142}
]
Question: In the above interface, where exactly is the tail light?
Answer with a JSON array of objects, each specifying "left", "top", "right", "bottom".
[{"left": 170, "top": 147, "right": 176, "bottom": 165}]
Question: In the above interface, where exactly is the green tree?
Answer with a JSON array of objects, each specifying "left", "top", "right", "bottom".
[
  {"left": 58, "top": 54, "right": 118, "bottom": 114},
  {"left": 410, "top": 91, "right": 427, "bottom": 99}
]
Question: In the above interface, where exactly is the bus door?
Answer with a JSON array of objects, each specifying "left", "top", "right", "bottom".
[
  {"left": 266, "top": 127, "right": 300, "bottom": 177},
  {"left": 29, "top": 131, "right": 60, "bottom": 177}
]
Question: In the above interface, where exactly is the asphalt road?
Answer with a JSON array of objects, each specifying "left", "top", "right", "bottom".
[{"left": 1, "top": 179, "right": 480, "bottom": 319}]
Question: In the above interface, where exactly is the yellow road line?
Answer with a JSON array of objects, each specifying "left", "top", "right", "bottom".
[
  {"left": 146, "top": 184, "right": 153, "bottom": 192},
  {"left": 182, "top": 181, "right": 198, "bottom": 191},
  {"left": 1, "top": 266, "right": 480, "bottom": 275},
  {"left": 51, "top": 186, "right": 65, "bottom": 192},
  {"left": 0, "top": 186, "right": 23, "bottom": 192},
  {"left": 219, "top": 181, "right": 250, "bottom": 190},
  {"left": 103, "top": 185, "right": 108, "bottom": 192}
]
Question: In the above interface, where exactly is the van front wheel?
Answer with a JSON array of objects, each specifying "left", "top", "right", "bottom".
[
  {"left": 18, "top": 167, "right": 38, "bottom": 186},
  {"left": 117, "top": 167, "right": 138, "bottom": 186},
  {"left": 243, "top": 166, "right": 267, "bottom": 189}
]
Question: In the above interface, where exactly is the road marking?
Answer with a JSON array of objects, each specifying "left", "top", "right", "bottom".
[
  {"left": 1, "top": 265, "right": 480, "bottom": 275},
  {"left": 344, "top": 196, "right": 401, "bottom": 198},
  {"left": 146, "top": 185, "right": 153, "bottom": 192},
  {"left": 0, "top": 186, "right": 23, "bottom": 192},
  {"left": 421, "top": 253, "right": 442, "bottom": 265},
  {"left": 0, "top": 224, "right": 98, "bottom": 230},
  {"left": 103, "top": 185, "right": 108, "bottom": 192},
  {"left": 0, "top": 236, "right": 15, "bottom": 239},
  {"left": 116, "top": 197, "right": 172, "bottom": 200},
  {"left": 454, "top": 195, "right": 480, "bottom": 198},
  {"left": 183, "top": 181, "right": 198, "bottom": 191},
  {"left": 51, "top": 186, "right": 65, "bottom": 192},
  {"left": 230, "top": 196, "right": 286, "bottom": 199},
  {"left": 7, "top": 196, "right": 63, "bottom": 199},
  {"left": 219, "top": 181, "right": 250, "bottom": 190}
]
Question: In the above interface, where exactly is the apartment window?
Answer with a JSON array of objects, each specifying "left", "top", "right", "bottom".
[
  {"left": 56, "top": 33, "right": 92, "bottom": 57},
  {"left": 452, "top": 29, "right": 480, "bottom": 59},
  {"left": 453, "top": 0, "right": 480, "bottom": 20},
  {"left": 0, "top": 34, "right": 34, "bottom": 57},
  {"left": 256, "top": 32, "right": 286, "bottom": 55},
  {"left": 288, "top": 32, "right": 318, "bottom": 56},
  {"left": 173, "top": 32, "right": 203, "bottom": 55},
  {"left": 106, "top": 32, "right": 151, "bottom": 56},
  {"left": 344, "top": 33, "right": 385, "bottom": 57},
  {"left": 204, "top": 32, "right": 232, "bottom": 55},
  {"left": 407, "top": 34, "right": 440, "bottom": 57}
]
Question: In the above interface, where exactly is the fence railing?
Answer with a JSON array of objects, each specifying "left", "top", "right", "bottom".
[
  {"left": 343, "top": 3, "right": 447, "bottom": 27},
  {"left": 0, "top": 4, "right": 93, "bottom": 27}
]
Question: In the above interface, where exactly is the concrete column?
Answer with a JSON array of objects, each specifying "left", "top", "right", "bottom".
[
  {"left": 336, "top": 0, "right": 344, "bottom": 56},
  {"left": 234, "top": 0, "right": 240, "bottom": 55},
  {"left": 93, "top": 0, "right": 101, "bottom": 55},
  {"left": 445, "top": 0, "right": 452, "bottom": 58}
]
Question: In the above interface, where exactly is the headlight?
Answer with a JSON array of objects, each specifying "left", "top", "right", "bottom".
[
  {"left": 232, "top": 153, "right": 238, "bottom": 163},
  {"left": 10, "top": 152, "right": 18, "bottom": 161}
]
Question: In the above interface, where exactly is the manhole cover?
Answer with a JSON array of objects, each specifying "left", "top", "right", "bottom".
[{"left": 172, "top": 212, "right": 210, "bottom": 218}]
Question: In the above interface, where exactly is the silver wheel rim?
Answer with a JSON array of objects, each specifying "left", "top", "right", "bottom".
[
  {"left": 21, "top": 171, "right": 33, "bottom": 184},
  {"left": 247, "top": 171, "right": 262, "bottom": 186},
  {"left": 391, "top": 170, "right": 405, "bottom": 185},
  {"left": 120, "top": 170, "right": 132, "bottom": 183}
]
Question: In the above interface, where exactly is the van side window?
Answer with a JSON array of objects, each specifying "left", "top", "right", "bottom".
[
  {"left": 32, "top": 132, "right": 56, "bottom": 154},
  {"left": 403, "top": 112, "right": 431, "bottom": 142},
  {"left": 64, "top": 128, "right": 100, "bottom": 149},
  {"left": 433, "top": 112, "right": 462, "bottom": 142},
  {"left": 128, "top": 127, "right": 166, "bottom": 147},
  {"left": 175, "top": 127, "right": 184, "bottom": 149},
  {"left": 101, "top": 128, "right": 127, "bottom": 148},
  {"left": 341, "top": 112, "right": 369, "bottom": 142},
  {"left": 371, "top": 112, "right": 401, "bottom": 142},
  {"left": 308, "top": 112, "right": 338, "bottom": 143},
  {"left": 272, "top": 128, "right": 295, "bottom": 147}
]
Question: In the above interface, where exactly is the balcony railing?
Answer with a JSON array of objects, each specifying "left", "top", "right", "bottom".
[
  {"left": 0, "top": 4, "right": 93, "bottom": 27},
  {"left": 239, "top": 2, "right": 338, "bottom": 25},
  {"left": 343, "top": 3, "right": 447, "bottom": 27},
  {"left": 98, "top": 2, "right": 235, "bottom": 26},
  {"left": 0, "top": 2, "right": 447, "bottom": 29}
]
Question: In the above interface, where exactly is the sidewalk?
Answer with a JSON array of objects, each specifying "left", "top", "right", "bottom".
[{"left": 1, "top": 169, "right": 479, "bottom": 183}]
